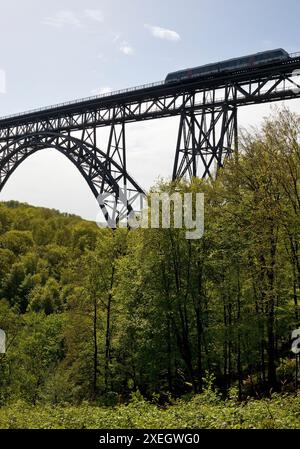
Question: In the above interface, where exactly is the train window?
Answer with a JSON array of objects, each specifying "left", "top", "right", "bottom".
[
  {"left": 168, "top": 75, "right": 178, "bottom": 82},
  {"left": 199, "top": 66, "right": 209, "bottom": 74},
  {"left": 274, "top": 50, "right": 281, "bottom": 56},
  {"left": 219, "top": 62, "right": 227, "bottom": 69},
  {"left": 226, "top": 61, "right": 237, "bottom": 70},
  {"left": 241, "top": 58, "right": 249, "bottom": 64},
  {"left": 202, "top": 65, "right": 211, "bottom": 72}
]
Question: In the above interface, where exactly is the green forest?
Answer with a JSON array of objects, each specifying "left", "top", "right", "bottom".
[{"left": 0, "top": 110, "right": 300, "bottom": 429}]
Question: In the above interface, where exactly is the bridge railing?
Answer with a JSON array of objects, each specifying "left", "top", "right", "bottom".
[{"left": 0, "top": 80, "right": 165, "bottom": 121}]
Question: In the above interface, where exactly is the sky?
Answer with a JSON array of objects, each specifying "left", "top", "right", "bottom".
[{"left": 1, "top": 0, "right": 300, "bottom": 220}]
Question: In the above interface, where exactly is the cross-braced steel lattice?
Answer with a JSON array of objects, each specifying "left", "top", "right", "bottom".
[{"left": 172, "top": 104, "right": 237, "bottom": 180}]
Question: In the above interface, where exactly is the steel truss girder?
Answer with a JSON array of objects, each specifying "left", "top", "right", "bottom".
[{"left": 1, "top": 60, "right": 300, "bottom": 141}]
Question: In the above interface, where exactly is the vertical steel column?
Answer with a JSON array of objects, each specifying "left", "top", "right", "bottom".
[
  {"left": 172, "top": 86, "right": 238, "bottom": 180},
  {"left": 106, "top": 121, "right": 127, "bottom": 189}
]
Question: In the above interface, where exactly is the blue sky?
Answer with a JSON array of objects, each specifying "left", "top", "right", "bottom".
[
  {"left": 1, "top": 0, "right": 300, "bottom": 113},
  {"left": 1, "top": 0, "right": 300, "bottom": 219}
]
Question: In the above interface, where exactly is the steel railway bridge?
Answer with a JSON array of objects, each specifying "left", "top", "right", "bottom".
[{"left": 1, "top": 52, "right": 300, "bottom": 223}]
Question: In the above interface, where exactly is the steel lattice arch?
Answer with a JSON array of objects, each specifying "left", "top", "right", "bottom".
[{"left": 1, "top": 51, "right": 300, "bottom": 223}]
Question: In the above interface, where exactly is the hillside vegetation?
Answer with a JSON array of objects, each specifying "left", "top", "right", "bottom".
[{"left": 0, "top": 110, "right": 299, "bottom": 428}]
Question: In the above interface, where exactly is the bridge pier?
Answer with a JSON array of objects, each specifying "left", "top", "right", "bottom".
[{"left": 172, "top": 88, "right": 238, "bottom": 180}]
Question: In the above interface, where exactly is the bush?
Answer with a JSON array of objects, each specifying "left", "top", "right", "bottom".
[{"left": 0, "top": 392, "right": 299, "bottom": 429}]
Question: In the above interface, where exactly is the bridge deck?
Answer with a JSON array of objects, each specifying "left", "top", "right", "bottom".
[{"left": 1, "top": 53, "right": 300, "bottom": 128}]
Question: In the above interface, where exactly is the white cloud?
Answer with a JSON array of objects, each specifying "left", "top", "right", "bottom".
[
  {"left": 120, "top": 42, "right": 134, "bottom": 56},
  {"left": 84, "top": 9, "right": 104, "bottom": 23},
  {"left": 145, "top": 24, "right": 181, "bottom": 42},
  {"left": 43, "top": 10, "right": 82, "bottom": 28},
  {"left": 43, "top": 9, "right": 104, "bottom": 28},
  {"left": 112, "top": 33, "right": 121, "bottom": 43}
]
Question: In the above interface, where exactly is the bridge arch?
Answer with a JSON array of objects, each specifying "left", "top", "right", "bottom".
[{"left": 0, "top": 131, "right": 144, "bottom": 224}]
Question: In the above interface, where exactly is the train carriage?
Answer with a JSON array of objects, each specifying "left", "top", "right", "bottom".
[{"left": 165, "top": 49, "right": 290, "bottom": 84}]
